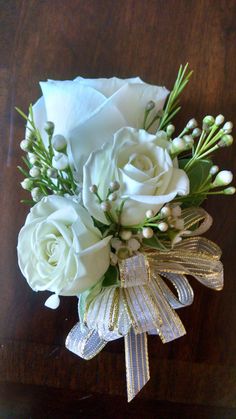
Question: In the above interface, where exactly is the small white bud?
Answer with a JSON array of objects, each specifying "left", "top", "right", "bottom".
[
  {"left": 171, "top": 205, "right": 182, "bottom": 218},
  {"left": 28, "top": 154, "right": 38, "bottom": 165},
  {"left": 156, "top": 130, "right": 168, "bottom": 141},
  {"left": 44, "top": 121, "right": 55, "bottom": 135},
  {"left": 29, "top": 167, "right": 41, "bottom": 178},
  {"left": 100, "top": 201, "right": 111, "bottom": 212},
  {"left": 20, "top": 139, "right": 32, "bottom": 152},
  {"left": 171, "top": 137, "right": 186, "bottom": 152},
  {"left": 183, "top": 134, "right": 194, "bottom": 148},
  {"left": 108, "top": 192, "right": 118, "bottom": 201},
  {"left": 109, "top": 181, "right": 120, "bottom": 191},
  {"left": 172, "top": 236, "right": 183, "bottom": 245},
  {"left": 117, "top": 247, "right": 131, "bottom": 260},
  {"left": 145, "top": 209, "right": 155, "bottom": 219},
  {"left": 215, "top": 114, "right": 225, "bottom": 126},
  {"left": 111, "top": 238, "right": 122, "bottom": 250},
  {"left": 203, "top": 115, "right": 215, "bottom": 126},
  {"left": 174, "top": 219, "right": 185, "bottom": 230},
  {"left": 223, "top": 121, "right": 233, "bottom": 133},
  {"left": 47, "top": 168, "right": 58, "bottom": 178},
  {"left": 127, "top": 238, "right": 141, "bottom": 251},
  {"left": 146, "top": 100, "right": 155, "bottom": 111},
  {"left": 202, "top": 123, "right": 211, "bottom": 132},
  {"left": 192, "top": 128, "right": 202, "bottom": 138},
  {"left": 160, "top": 206, "right": 171, "bottom": 218},
  {"left": 166, "top": 124, "right": 175, "bottom": 136},
  {"left": 218, "top": 134, "right": 233, "bottom": 147},
  {"left": 21, "top": 178, "right": 33, "bottom": 190},
  {"left": 120, "top": 230, "right": 132, "bottom": 241},
  {"left": 157, "top": 222, "right": 168, "bottom": 232},
  {"left": 142, "top": 227, "right": 154, "bottom": 239},
  {"left": 223, "top": 186, "right": 235, "bottom": 195},
  {"left": 213, "top": 170, "right": 233, "bottom": 187},
  {"left": 210, "top": 165, "right": 219, "bottom": 175},
  {"left": 110, "top": 252, "right": 118, "bottom": 266},
  {"left": 186, "top": 118, "right": 198, "bottom": 130},
  {"left": 31, "top": 187, "right": 43, "bottom": 202},
  {"left": 52, "top": 153, "right": 69, "bottom": 170},
  {"left": 52, "top": 134, "right": 67, "bottom": 152},
  {"left": 89, "top": 184, "right": 98, "bottom": 193}
]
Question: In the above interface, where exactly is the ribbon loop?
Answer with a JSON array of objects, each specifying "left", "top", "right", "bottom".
[
  {"left": 65, "top": 322, "right": 106, "bottom": 360},
  {"left": 147, "top": 237, "right": 224, "bottom": 291},
  {"left": 181, "top": 207, "right": 213, "bottom": 236},
  {"left": 148, "top": 277, "right": 186, "bottom": 342},
  {"left": 157, "top": 273, "right": 194, "bottom": 309}
]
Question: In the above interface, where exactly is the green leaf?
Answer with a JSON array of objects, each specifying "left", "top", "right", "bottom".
[
  {"left": 179, "top": 158, "right": 213, "bottom": 206},
  {"left": 17, "top": 165, "right": 29, "bottom": 177},
  {"left": 15, "top": 107, "right": 28, "bottom": 121},
  {"left": 22, "top": 156, "right": 32, "bottom": 169},
  {"left": 20, "top": 199, "right": 35, "bottom": 206},
  {"left": 92, "top": 217, "right": 111, "bottom": 235},
  {"left": 182, "top": 159, "right": 212, "bottom": 191},
  {"left": 142, "top": 234, "right": 167, "bottom": 250},
  {"left": 102, "top": 265, "right": 119, "bottom": 287},
  {"left": 167, "top": 228, "right": 181, "bottom": 244}
]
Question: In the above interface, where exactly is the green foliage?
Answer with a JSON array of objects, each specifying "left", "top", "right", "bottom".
[
  {"left": 102, "top": 265, "right": 120, "bottom": 287},
  {"left": 16, "top": 105, "right": 77, "bottom": 204},
  {"left": 143, "top": 64, "right": 192, "bottom": 132},
  {"left": 179, "top": 158, "right": 213, "bottom": 206},
  {"left": 158, "top": 63, "right": 193, "bottom": 130},
  {"left": 142, "top": 234, "right": 167, "bottom": 250}
]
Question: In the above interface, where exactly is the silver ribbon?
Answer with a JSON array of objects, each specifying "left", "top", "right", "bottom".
[{"left": 65, "top": 208, "right": 224, "bottom": 402}]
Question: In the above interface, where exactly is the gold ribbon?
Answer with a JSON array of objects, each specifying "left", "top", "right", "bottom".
[{"left": 66, "top": 208, "right": 224, "bottom": 402}]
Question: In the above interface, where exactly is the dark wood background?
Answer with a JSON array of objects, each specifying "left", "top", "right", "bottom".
[{"left": 0, "top": 1, "right": 236, "bottom": 418}]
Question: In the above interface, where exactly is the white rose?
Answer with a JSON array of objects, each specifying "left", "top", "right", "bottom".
[
  {"left": 17, "top": 195, "right": 111, "bottom": 296},
  {"left": 31, "top": 77, "right": 169, "bottom": 176},
  {"left": 83, "top": 127, "right": 189, "bottom": 225}
]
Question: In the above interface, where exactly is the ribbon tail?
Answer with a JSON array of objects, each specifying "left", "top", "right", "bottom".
[
  {"left": 65, "top": 322, "right": 106, "bottom": 360},
  {"left": 149, "top": 277, "right": 186, "bottom": 342},
  {"left": 124, "top": 328, "right": 150, "bottom": 402}
]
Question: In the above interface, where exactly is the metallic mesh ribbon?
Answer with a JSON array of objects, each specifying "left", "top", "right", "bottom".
[
  {"left": 124, "top": 328, "right": 150, "bottom": 402},
  {"left": 66, "top": 322, "right": 106, "bottom": 360},
  {"left": 66, "top": 208, "right": 224, "bottom": 402}
]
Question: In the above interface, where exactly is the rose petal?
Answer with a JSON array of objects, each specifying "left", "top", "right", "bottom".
[
  {"left": 165, "top": 168, "right": 189, "bottom": 196},
  {"left": 74, "top": 76, "right": 143, "bottom": 97},
  {"left": 39, "top": 80, "right": 106, "bottom": 134},
  {"left": 44, "top": 294, "right": 60, "bottom": 310},
  {"left": 104, "top": 82, "right": 169, "bottom": 132}
]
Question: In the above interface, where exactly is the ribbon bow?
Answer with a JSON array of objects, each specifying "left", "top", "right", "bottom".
[{"left": 66, "top": 208, "right": 223, "bottom": 401}]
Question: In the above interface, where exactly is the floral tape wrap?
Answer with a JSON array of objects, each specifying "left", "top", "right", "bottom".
[{"left": 66, "top": 208, "right": 223, "bottom": 402}]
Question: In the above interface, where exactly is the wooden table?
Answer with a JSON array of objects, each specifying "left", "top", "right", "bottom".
[{"left": 1, "top": 1, "right": 236, "bottom": 418}]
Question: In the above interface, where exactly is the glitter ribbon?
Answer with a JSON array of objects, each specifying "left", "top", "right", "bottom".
[{"left": 66, "top": 208, "right": 223, "bottom": 401}]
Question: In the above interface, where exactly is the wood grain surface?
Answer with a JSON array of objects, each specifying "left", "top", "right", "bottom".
[{"left": 0, "top": 0, "right": 236, "bottom": 418}]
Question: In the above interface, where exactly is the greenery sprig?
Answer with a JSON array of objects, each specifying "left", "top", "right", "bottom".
[
  {"left": 16, "top": 105, "right": 77, "bottom": 204},
  {"left": 143, "top": 63, "right": 193, "bottom": 132},
  {"left": 158, "top": 63, "right": 193, "bottom": 130},
  {"left": 184, "top": 115, "right": 233, "bottom": 171},
  {"left": 163, "top": 113, "right": 235, "bottom": 205}
]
